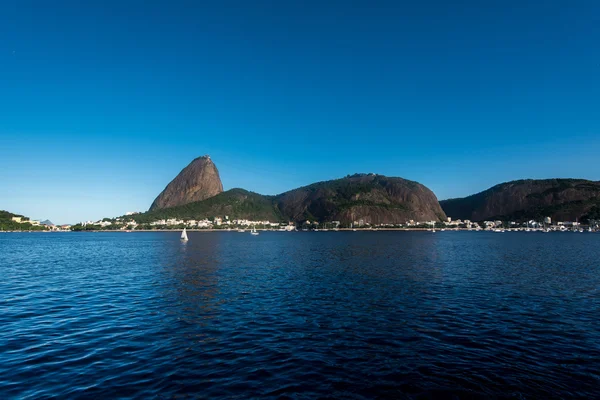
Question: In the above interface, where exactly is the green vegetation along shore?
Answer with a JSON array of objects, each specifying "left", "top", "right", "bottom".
[{"left": 0, "top": 210, "right": 47, "bottom": 231}]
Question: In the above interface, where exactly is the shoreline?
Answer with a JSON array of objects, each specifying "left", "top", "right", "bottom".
[
  {"left": 5, "top": 228, "right": 443, "bottom": 233},
  {"left": 3, "top": 228, "right": 594, "bottom": 233}
]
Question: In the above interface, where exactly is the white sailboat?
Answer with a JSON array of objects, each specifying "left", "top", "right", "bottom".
[
  {"left": 431, "top": 221, "right": 436, "bottom": 233},
  {"left": 181, "top": 228, "right": 189, "bottom": 242},
  {"left": 251, "top": 225, "right": 259, "bottom": 236}
]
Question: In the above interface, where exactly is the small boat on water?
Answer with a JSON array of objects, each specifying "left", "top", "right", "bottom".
[
  {"left": 181, "top": 228, "right": 189, "bottom": 242},
  {"left": 251, "top": 225, "right": 259, "bottom": 236}
]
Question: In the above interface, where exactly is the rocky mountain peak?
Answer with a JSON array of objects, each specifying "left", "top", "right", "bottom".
[{"left": 149, "top": 155, "right": 224, "bottom": 211}]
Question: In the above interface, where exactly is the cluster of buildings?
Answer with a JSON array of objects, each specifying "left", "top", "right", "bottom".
[
  {"left": 327, "top": 217, "right": 598, "bottom": 231},
  {"left": 78, "top": 215, "right": 294, "bottom": 230},
  {"left": 82, "top": 220, "right": 117, "bottom": 228},
  {"left": 445, "top": 217, "right": 599, "bottom": 232},
  {"left": 74, "top": 213, "right": 599, "bottom": 232},
  {"left": 147, "top": 216, "right": 286, "bottom": 229},
  {"left": 11, "top": 216, "right": 42, "bottom": 226},
  {"left": 10, "top": 216, "right": 71, "bottom": 231}
]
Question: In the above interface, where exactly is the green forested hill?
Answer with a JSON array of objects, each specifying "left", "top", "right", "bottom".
[
  {"left": 0, "top": 210, "right": 46, "bottom": 231},
  {"left": 129, "top": 189, "right": 284, "bottom": 224},
  {"left": 275, "top": 173, "right": 446, "bottom": 224}
]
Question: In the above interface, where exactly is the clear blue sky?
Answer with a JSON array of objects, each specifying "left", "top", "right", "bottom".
[{"left": 1, "top": 1, "right": 598, "bottom": 224}]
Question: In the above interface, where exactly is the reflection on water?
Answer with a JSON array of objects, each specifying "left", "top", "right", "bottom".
[{"left": 0, "top": 231, "right": 599, "bottom": 398}]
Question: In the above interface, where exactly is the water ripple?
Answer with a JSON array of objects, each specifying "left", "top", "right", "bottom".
[{"left": 1, "top": 231, "right": 599, "bottom": 398}]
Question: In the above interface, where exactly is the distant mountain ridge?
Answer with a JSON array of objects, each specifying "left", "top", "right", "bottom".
[
  {"left": 440, "top": 179, "right": 600, "bottom": 222},
  {"left": 139, "top": 160, "right": 447, "bottom": 224},
  {"left": 139, "top": 157, "right": 600, "bottom": 225}
]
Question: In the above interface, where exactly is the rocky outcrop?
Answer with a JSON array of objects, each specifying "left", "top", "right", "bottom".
[
  {"left": 275, "top": 173, "right": 446, "bottom": 224},
  {"left": 149, "top": 155, "right": 223, "bottom": 211},
  {"left": 440, "top": 179, "right": 600, "bottom": 222}
]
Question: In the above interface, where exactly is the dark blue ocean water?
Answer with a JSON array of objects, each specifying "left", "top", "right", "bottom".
[{"left": 1, "top": 231, "right": 599, "bottom": 399}]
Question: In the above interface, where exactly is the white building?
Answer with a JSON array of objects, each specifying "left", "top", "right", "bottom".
[
  {"left": 197, "top": 220, "right": 212, "bottom": 228},
  {"left": 558, "top": 221, "right": 579, "bottom": 227}
]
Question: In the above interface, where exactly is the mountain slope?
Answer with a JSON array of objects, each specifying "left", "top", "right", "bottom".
[
  {"left": 136, "top": 189, "right": 283, "bottom": 223},
  {"left": 276, "top": 173, "right": 446, "bottom": 224},
  {"left": 149, "top": 155, "right": 223, "bottom": 211},
  {"left": 440, "top": 179, "right": 600, "bottom": 222}
]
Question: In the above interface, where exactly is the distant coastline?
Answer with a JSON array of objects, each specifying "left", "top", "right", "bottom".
[{"left": 4, "top": 227, "right": 598, "bottom": 233}]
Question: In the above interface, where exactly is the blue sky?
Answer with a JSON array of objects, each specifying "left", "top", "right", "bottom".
[{"left": 1, "top": 1, "right": 599, "bottom": 224}]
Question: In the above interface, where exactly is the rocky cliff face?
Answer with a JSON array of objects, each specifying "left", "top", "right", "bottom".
[
  {"left": 149, "top": 155, "right": 223, "bottom": 211},
  {"left": 276, "top": 174, "right": 446, "bottom": 224},
  {"left": 440, "top": 179, "right": 600, "bottom": 222}
]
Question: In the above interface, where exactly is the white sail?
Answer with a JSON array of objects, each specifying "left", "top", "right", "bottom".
[
  {"left": 251, "top": 225, "right": 259, "bottom": 235},
  {"left": 181, "top": 228, "right": 188, "bottom": 241}
]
